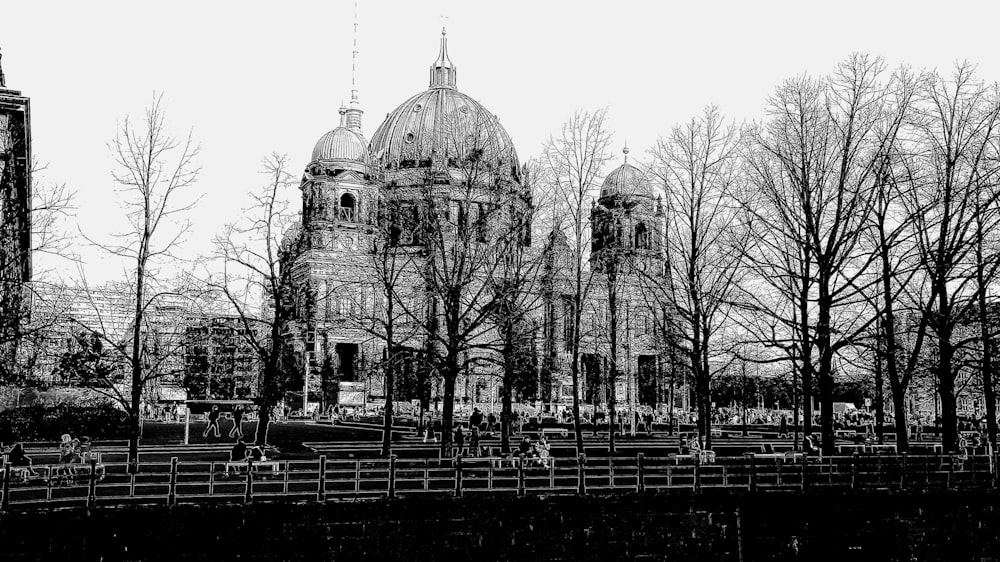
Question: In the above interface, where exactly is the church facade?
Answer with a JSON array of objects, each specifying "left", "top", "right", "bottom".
[{"left": 281, "top": 32, "right": 682, "bottom": 414}]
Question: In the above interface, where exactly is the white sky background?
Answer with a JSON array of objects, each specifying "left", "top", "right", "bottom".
[{"left": 5, "top": 0, "right": 1000, "bottom": 284}]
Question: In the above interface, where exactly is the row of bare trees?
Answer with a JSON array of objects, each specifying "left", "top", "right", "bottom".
[
  {"left": 13, "top": 53, "right": 1000, "bottom": 465},
  {"left": 533, "top": 55, "right": 1000, "bottom": 457}
]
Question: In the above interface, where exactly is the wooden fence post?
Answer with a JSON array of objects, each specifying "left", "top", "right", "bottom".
[
  {"left": 388, "top": 455, "right": 397, "bottom": 499},
  {"left": 1, "top": 464, "right": 10, "bottom": 511},
  {"left": 851, "top": 453, "right": 859, "bottom": 490},
  {"left": 948, "top": 455, "right": 955, "bottom": 490},
  {"left": 900, "top": 453, "right": 908, "bottom": 490},
  {"left": 637, "top": 453, "right": 645, "bottom": 493},
  {"left": 244, "top": 457, "right": 254, "bottom": 503},
  {"left": 608, "top": 456, "right": 614, "bottom": 489},
  {"left": 517, "top": 457, "right": 526, "bottom": 497},
  {"left": 578, "top": 454, "right": 587, "bottom": 495},
  {"left": 748, "top": 454, "right": 757, "bottom": 492},
  {"left": 694, "top": 455, "right": 702, "bottom": 494},
  {"left": 87, "top": 458, "right": 98, "bottom": 508},
  {"left": 168, "top": 457, "right": 178, "bottom": 506},
  {"left": 455, "top": 455, "right": 463, "bottom": 498},
  {"left": 317, "top": 455, "right": 327, "bottom": 502},
  {"left": 800, "top": 454, "right": 808, "bottom": 491}
]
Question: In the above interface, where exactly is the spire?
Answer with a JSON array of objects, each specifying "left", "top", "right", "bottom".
[
  {"left": 429, "top": 28, "right": 457, "bottom": 89},
  {"left": 623, "top": 143, "right": 629, "bottom": 164},
  {"left": 344, "top": 0, "right": 363, "bottom": 131}
]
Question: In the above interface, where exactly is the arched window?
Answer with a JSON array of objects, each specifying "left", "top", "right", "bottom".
[
  {"left": 340, "top": 193, "right": 357, "bottom": 222},
  {"left": 635, "top": 222, "right": 648, "bottom": 249}
]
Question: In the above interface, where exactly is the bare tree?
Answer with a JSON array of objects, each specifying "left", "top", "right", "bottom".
[
  {"left": 383, "top": 110, "right": 531, "bottom": 456},
  {"left": 85, "top": 93, "right": 200, "bottom": 470},
  {"left": 905, "top": 63, "right": 1000, "bottom": 452},
  {"left": 539, "top": 108, "right": 614, "bottom": 453},
  {"left": 208, "top": 153, "right": 299, "bottom": 446},
  {"left": 742, "top": 55, "right": 914, "bottom": 454},
  {"left": 647, "top": 105, "right": 748, "bottom": 449}
]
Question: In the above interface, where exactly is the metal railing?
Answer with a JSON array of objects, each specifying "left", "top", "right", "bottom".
[{"left": 2, "top": 451, "right": 996, "bottom": 511}]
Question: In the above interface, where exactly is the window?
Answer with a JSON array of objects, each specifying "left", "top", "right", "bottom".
[
  {"left": 634, "top": 222, "right": 649, "bottom": 249},
  {"left": 340, "top": 193, "right": 357, "bottom": 222},
  {"left": 562, "top": 296, "right": 575, "bottom": 352}
]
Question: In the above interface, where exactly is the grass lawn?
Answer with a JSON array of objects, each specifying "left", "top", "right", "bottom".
[{"left": 137, "top": 420, "right": 388, "bottom": 459}]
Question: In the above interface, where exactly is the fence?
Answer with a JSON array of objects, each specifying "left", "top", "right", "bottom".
[{"left": 2, "top": 452, "right": 997, "bottom": 511}]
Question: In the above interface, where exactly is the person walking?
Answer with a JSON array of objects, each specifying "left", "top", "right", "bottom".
[
  {"left": 469, "top": 426, "right": 481, "bottom": 457},
  {"left": 203, "top": 406, "right": 222, "bottom": 438},
  {"left": 454, "top": 425, "right": 465, "bottom": 457},
  {"left": 229, "top": 407, "right": 245, "bottom": 439}
]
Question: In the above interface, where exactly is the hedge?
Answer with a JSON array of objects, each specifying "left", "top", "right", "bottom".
[{"left": 0, "top": 404, "right": 131, "bottom": 443}]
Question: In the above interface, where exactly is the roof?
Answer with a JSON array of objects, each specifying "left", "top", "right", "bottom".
[
  {"left": 601, "top": 162, "right": 653, "bottom": 199},
  {"left": 368, "top": 30, "right": 519, "bottom": 175}
]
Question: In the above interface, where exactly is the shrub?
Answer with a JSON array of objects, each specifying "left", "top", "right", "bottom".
[{"left": 0, "top": 404, "right": 130, "bottom": 443}]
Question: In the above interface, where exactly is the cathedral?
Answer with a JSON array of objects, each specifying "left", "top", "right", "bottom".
[{"left": 282, "top": 31, "right": 679, "bottom": 414}]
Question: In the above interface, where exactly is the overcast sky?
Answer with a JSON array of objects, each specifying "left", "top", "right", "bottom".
[{"left": 5, "top": 0, "right": 1000, "bottom": 284}]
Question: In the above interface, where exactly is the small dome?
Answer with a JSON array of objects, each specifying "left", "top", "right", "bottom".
[
  {"left": 312, "top": 126, "right": 368, "bottom": 164},
  {"left": 601, "top": 162, "right": 652, "bottom": 199}
]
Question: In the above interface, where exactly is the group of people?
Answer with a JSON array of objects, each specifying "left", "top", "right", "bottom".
[
  {"left": 203, "top": 406, "right": 245, "bottom": 439},
  {"left": 229, "top": 439, "right": 267, "bottom": 463},
  {"left": 1, "top": 434, "right": 93, "bottom": 482},
  {"left": 518, "top": 435, "right": 552, "bottom": 468}
]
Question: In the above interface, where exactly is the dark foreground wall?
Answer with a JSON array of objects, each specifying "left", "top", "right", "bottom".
[{"left": 2, "top": 490, "right": 999, "bottom": 561}]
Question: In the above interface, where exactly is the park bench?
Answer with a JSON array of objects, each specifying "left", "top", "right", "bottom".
[
  {"left": 836, "top": 444, "right": 865, "bottom": 455},
  {"left": 224, "top": 460, "right": 280, "bottom": 476},
  {"left": 488, "top": 456, "right": 521, "bottom": 468},
  {"left": 869, "top": 444, "right": 897, "bottom": 454},
  {"left": 753, "top": 452, "right": 804, "bottom": 462},
  {"left": 834, "top": 429, "right": 857, "bottom": 439},
  {"left": 671, "top": 451, "right": 716, "bottom": 464},
  {"left": 539, "top": 428, "right": 568, "bottom": 439}
]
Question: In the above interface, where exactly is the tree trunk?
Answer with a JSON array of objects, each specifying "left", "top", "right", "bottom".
[
  {"left": 381, "top": 353, "right": 395, "bottom": 457},
  {"left": 254, "top": 404, "right": 272, "bottom": 446},
  {"left": 890, "top": 378, "right": 909, "bottom": 452},
  {"left": 500, "top": 379, "right": 513, "bottom": 455},
  {"left": 128, "top": 249, "right": 148, "bottom": 474},
  {"left": 977, "top": 230, "right": 998, "bottom": 448},
  {"left": 440, "top": 359, "right": 458, "bottom": 457},
  {"left": 938, "top": 335, "right": 959, "bottom": 453},
  {"left": 874, "top": 334, "right": 885, "bottom": 444},
  {"left": 816, "top": 277, "right": 835, "bottom": 457}
]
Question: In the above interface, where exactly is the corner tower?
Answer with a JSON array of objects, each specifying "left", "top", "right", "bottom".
[{"left": 590, "top": 147, "right": 664, "bottom": 275}]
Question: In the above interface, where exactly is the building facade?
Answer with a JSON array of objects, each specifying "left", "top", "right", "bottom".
[
  {"left": 0, "top": 50, "right": 32, "bottom": 379},
  {"left": 282, "top": 32, "right": 678, "bottom": 413}
]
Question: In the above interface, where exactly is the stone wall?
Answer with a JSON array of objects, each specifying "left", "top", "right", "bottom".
[{"left": 1, "top": 490, "right": 998, "bottom": 561}]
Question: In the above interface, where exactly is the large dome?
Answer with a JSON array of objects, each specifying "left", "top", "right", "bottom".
[
  {"left": 369, "top": 31, "right": 518, "bottom": 173},
  {"left": 602, "top": 157, "right": 653, "bottom": 199}
]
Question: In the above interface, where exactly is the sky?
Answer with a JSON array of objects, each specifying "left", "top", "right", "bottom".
[{"left": 5, "top": 0, "right": 1000, "bottom": 284}]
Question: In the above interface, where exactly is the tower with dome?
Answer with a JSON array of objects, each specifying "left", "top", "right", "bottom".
[{"left": 281, "top": 31, "right": 679, "bottom": 416}]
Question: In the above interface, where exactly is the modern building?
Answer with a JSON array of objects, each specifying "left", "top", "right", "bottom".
[
  {"left": 0, "top": 49, "right": 32, "bottom": 379},
  {"left": 183, "top": 315, "right": 259, "bottom": 400}
]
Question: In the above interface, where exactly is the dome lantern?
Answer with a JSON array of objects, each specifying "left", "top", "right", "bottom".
[{"left": 429, "top": 28, "right": 457, "bottom": 90}]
